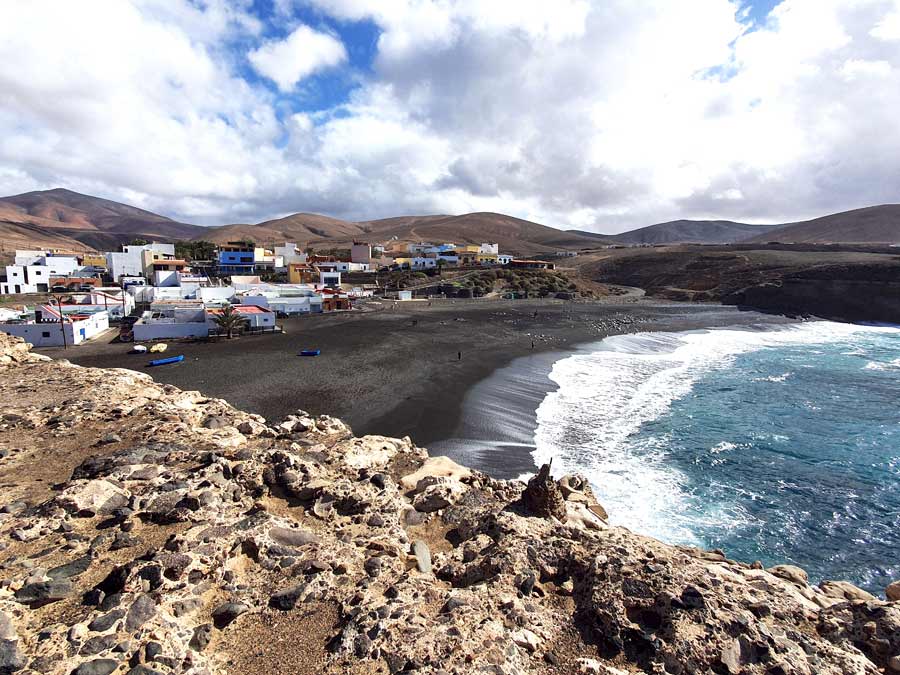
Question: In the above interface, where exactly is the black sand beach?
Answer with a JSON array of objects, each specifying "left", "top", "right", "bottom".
[{"left": 42, "top": 299, "right": 793, "bottom": 454}]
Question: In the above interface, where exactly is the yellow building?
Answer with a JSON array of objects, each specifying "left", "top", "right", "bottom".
[
  {"left": 288, "top": 263, "right": 318, "bottom": 284},
  {"left": 476, "top": 253, "right": 498, "bottom": 265},
  {"left": 80, "top": 253, "right": 107, "bottom": 268}
]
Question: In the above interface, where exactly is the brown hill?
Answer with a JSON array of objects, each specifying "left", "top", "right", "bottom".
[
  {"left": 203, "top": 212, "right": 367, "bottom": 246},
  {"left": 357, "top": 212, "right": 601, "bottom": 256},
  {"left": 0, "top": 188, "right": 205, "bottom": 250},
  {"left": 595, "top": 219, "right": 782, "bottom": 245},
  {"left": 743, "top": 204, "right": 900, "bottom": 244},
  {"left": 203, "top": 211, "right": 601, "bottom": 256}
]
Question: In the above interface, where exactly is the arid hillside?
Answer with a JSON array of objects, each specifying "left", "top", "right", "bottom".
[
  {"left": 576, "top": 244, "right": 900, "bottom": 323},
  {"left": 592, "top": 219, "right": 782, "bottom": 245},
  {"left": 203, "top": 213, "right": 368, "bottom": 246},
  {"left": 0, "top": 188, "right": 205, "bottom": 250},
  {"left": 744, "top": 204, "right": 900, "bottom": 244}
]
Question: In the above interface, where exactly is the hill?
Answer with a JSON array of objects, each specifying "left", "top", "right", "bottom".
[
  {"left": 0, "top": 188, "right": 204, "bottom": 251},
  {"left": 744, "top": 204, "right": 900, "bottom": 244},
  {"left": 357, "top": 212, "right": 601, "bottom": 256},
  {"left": 204, "top": 211, "right": 602, "bottom": 256},
  {"left": 204, "top": 212, "right": 367, "bottom": 246},
  {"left": 593, "top": 219, "right": 782, "bottom": 245}
]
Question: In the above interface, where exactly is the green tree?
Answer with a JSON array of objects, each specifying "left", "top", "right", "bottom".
[
  {"left": 129, "top": 238, "right": 150, "bottom": 246},
  {"left": 213, "top": 305, "right": 243, "bottom": 339}
]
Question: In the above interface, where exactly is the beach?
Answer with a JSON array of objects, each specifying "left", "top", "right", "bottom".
[{"left": 42, "top": 298, "right": 794, "bottom": 454}]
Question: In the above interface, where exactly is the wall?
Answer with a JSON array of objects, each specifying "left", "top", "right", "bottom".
[
  {"left": 198, "top": 287, "right": 236, "bottom": 303},
  {"left": 133, "top": 321, "right": 209, "bottom": 341},
  {"left": 1, "top": 312, "right": 108, "bottom": 347}
]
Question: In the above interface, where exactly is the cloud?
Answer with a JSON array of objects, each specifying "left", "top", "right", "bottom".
[
  {"left": 2, "top": 0, "right": 900, "bottom": 232},
  {"left": 248, "top": 24, "right": 347, "bottom": 92}
]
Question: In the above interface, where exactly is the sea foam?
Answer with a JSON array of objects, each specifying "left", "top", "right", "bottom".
[{"left": 532, "top": 321, "right": 900, "bottom": 546}]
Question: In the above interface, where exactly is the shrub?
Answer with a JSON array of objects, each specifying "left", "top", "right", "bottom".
[{"left": 457, "top": 288, "right": 473, "bottom": 298}]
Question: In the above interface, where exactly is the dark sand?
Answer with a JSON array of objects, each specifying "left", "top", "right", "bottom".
[{"left": 41, "top": 298, "right": 793, "bottom": 450}]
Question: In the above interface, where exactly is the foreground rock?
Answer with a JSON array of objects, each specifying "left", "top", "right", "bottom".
[{"left": 0, "top": 332, "right": 898, "bottom": 674}]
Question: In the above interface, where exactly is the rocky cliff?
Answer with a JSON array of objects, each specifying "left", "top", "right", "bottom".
[{"left": 1, "top": 332, "right": 899, "bottom": 675}]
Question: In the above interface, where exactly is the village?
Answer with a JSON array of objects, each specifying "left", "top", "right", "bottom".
[{"left": 0, "top": 239, "right": 564, "bottom": 349}]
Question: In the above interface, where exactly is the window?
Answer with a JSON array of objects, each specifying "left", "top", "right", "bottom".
[{"left": 42, "top": 331, "right": 50, "bottom": 338}]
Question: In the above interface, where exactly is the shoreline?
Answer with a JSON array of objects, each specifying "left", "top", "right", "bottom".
[{"left": 41, "top": 298, "right": 798, "bottom": 454}]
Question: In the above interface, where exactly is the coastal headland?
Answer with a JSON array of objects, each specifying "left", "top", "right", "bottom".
[{"left": 1, "top": 328, "right": 899, "bottom": 674}]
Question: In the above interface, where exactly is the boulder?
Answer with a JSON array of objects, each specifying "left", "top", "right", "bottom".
[
  {"left": 58, "top": 480, "right": 129, "bottom": 517},
  {"left": 400, "top": 456, "right": 471, "bottom": 492},
  {"left": 886, "top": 580, "right": 900, "bottom": 602},
  {"left": 522, "top": 464, "right": 566, "bottom": 520},
  {"left": 269, "top": 526, "right": 320, "bottom": 547},
  {"left": 15, "top": 579, "right": 73, "bottom": 607},
  {"left": 211, "top": 602, "right": 249, "bottom": 628},
  {"left": 819, "top": 580, "right": 878, "bottom": 603},
  {"left": 768, "top": 564, "right": 808, "bottom": 586}
]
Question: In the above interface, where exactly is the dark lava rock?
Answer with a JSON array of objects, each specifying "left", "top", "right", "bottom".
[
  {"left": 269, "top": 527, "right": 320, "bottom": 547},
  {"left": 211, "top": 602, "right": 249, "bottom": 628},
  {"left": 125, "top": 595, "right": 156, "bottom": 631},
  {"left": 126, "top": 666, "right": 164, "bottom": 675},
  {"left": 88, "top": 609, "right": 125, "bottom": 633},
  {"left": 48, "top": 556, "right": 92, "bottom": 580},
  {"left": 71, "top": 659, "right": 118, "bottom": 675},
  {"left": 80, "top": 635, "right": 117, "bottom": 656},
  {"left": 364, "top": 557, "right": 383, "bottom": 578},
  {"left": 521, "top": 463, "right": 566, "bottom": 520},
  {"left": 269, "top": 585, "right": 304, "bottom": 611},
  {"left": 15, "top": 580, "right": 72, "bottom": 607},
  {"left": 0, "top": 639, "right": 26, "bottom": 674},
  {"left": 189, "top": 624, "right": 212, "bottom": 652}
]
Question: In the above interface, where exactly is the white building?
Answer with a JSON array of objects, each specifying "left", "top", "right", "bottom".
[
  {"left": 1, "top": 255, "right": 82, "bottom": 294},
  {"left": 106, "top": 242, "right": 175, "bottom": 282},
  {"left": 320, "top": 270, "right": 341, "bottom": 287},
  {"left": 57, "top": 289, "right": 135, "bottom": 320},
  {"left": 480, "top": 243, "right": 499, "bottom": 255},
  {"left": 497, "top": 254, "right": 513, "bottom": 265},
  {"left": 207, "top": 305, "right": 276, "bottom": 330},
  {"left": 274, "top": 243, "right": 307, "bottom": 267},
  {"left": 239, "top": 290, "right": 323, "bottom": 315},
  {"left": 132, "top": 301, "right": 209, "bottom": 341},
  {"left": 0, "top": 307, "right": 109, "bottom": 347}
]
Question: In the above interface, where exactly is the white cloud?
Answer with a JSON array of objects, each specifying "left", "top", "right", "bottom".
[
  {"left": 248, "top": 24, "right": 347, "bottom": 92},
  {"left": 3, "top": 0, "right": 900, "bottom": 231}
]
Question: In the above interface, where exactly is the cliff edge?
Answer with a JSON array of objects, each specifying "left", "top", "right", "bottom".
[{"left": 0, "top": 332, "right": 898, "bottom": 675}]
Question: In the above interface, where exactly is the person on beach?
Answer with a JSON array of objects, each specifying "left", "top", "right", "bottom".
[{"left": 458, "top": 351, "right": 461, "bottom": 361}]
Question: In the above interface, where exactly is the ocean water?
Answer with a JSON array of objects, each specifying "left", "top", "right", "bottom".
[{"left": 531, "top": 321, "right": 900, "bottom": 594}]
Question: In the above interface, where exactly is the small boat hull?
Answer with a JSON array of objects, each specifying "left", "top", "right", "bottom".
[
  {"left": 148, "top": 355, "right": 184, "bottom": 367},
  {"left": 299, "top": 349, "right": 320, "bottom": 357}
]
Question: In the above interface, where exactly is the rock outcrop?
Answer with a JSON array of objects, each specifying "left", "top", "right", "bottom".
[{"left": 0, "top": 332, "right": 898, "bottom": 674}]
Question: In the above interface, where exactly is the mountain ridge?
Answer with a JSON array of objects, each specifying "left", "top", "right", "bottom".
[{"left": 2, "top": 189, "right": 899, "bottom": 255}]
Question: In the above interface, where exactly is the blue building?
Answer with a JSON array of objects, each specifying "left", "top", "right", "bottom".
[{"left": 218, "top": 242, "right": 256, "bottom": 275}]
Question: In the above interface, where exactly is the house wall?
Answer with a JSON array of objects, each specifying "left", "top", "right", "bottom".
[
  {"left": 1, "top": 312, "right": 109, "bottom": 346},
  {"left": 198, "top": 287, "right": 236, "bottom": 302},
  {"left": 133, "top": 321, "right": 208, "bottom": 341},
  {"left": 351, "top": 243, "right": 372, "bottom": 264}
]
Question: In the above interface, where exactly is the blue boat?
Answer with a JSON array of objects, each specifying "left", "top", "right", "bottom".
[
  {"left": 148, "top": 355, "right": 185, "bottom": 367},
  {"left": 299, "top": 349, "right": 320, "bottom": 357}
]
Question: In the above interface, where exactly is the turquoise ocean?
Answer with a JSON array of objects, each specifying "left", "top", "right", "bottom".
[{"left": 528, "top": 321, "right": 900, "bottom": 594}]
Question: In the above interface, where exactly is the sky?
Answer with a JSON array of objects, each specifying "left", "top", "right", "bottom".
[{"left": 1, "top": 0, "right": 900, "bottom": 233}]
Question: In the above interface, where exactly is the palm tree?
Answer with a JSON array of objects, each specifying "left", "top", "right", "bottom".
[{"left": 213, "top": 304, "right": 243, "bottom": 339}]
